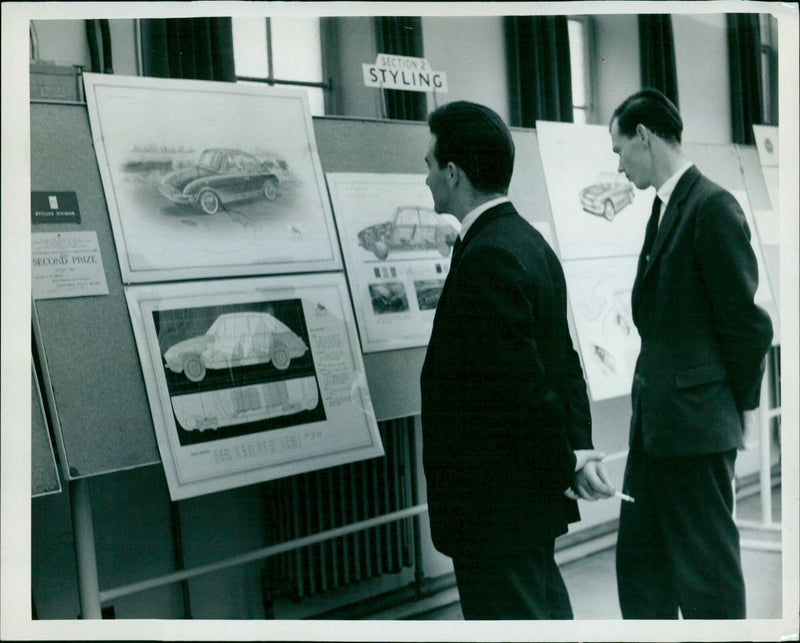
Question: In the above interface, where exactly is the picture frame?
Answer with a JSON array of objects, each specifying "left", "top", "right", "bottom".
[
  {"left": 83, "top": 72, "right": 341, "bottom": 283},
  {"left": 326, "top": 172, "right": 459, "bottom": 352},
  {"left": 125, "top": 273, "right": 383, "bottom": 500}
]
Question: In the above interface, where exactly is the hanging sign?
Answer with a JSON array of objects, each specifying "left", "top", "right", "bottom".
[{"left": 363, "top": 54, "right": 448, "bottom": 93}]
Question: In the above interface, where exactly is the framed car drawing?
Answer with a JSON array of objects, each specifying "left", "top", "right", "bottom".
[
  {"left": 125, "top": 273, "right": 383, "bottom": 500},
  {"left": 326, "top": 173, "right": 460, "bottom": 353},
  {"left": 536, "top": 120, "right": 655, "bottom": 260},
  {"left": 83, "top": 73, "right": 341, "bottom": 283}
]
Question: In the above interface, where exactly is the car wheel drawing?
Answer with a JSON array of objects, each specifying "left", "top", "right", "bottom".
[
  {"left": 182, "top": 354, "right": 207, "bottom": 382},
  {"left": 603, "top": 200, "right": 616, "bottom": 221},
  {"left": 198, "top": 189, "right": 221, "bottom": 215},
  {"left": 271, "top": 344, "right": 290, "bottom": 370},
  {"left": 262, "top": 177, "right": 279, "bottom": 201}
]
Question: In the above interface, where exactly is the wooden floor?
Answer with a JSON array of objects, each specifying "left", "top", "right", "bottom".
[{"left": 400, "top": 484, "right": 783, "bottom": 621}]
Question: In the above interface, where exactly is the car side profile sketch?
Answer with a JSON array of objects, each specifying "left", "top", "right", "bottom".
[
  {"left": 158, "top": 148, "right": 286, "bottom": 215},
  {"left": 357, "top": 206, "right": 458, "bottom": 260},
  {"left": 579, "top": 172, "right": 636, "bottom": 221},
  {"left": 171, "top": 376, "right": 320, "bottom": 432},
  {"left": 164, "top": 312, "right": 308, "bottom": 382}
]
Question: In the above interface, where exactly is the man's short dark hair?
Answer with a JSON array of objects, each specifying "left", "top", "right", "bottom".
[
  {"left": 611, "top": 88, "right": 683, "bottom": 144},
  {"left": 428, "top": 101, "right": 514, "bottom": 194}
]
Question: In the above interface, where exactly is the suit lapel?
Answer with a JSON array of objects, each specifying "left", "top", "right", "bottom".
[
  {"left": 640, "top": 166, "right": 700, "bottom": 283},
  {"left": 459, "top": 201, "right": 516, "bottom": 256},
  {"left": 440, "top": 202, "right": 516, "bottom": 298}
]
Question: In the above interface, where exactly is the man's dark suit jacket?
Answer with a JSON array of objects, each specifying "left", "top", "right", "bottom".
[
  {"left": 420, "top": 202, "right": 592, "bottom": 558},
  {"left": 630, "top": 165, "right": 773, "bottom": 455}
]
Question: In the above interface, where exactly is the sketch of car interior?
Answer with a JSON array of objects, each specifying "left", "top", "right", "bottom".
[
  {"left": 357, "top": 206, "right": 459, "bottom": 260},
  {"left": 171, "top": 376, "right": 319, "bottom": 431},
  {"left": 164, "top": 312, "right": 308, "bottom": 382},
  {"left": 579, "top": 172, "right": 635, "bottom": 221},
  {"left": 158, "top": 148, "right": 285, "bottom": 215}
]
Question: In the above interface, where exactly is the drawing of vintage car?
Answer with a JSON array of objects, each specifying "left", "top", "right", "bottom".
[
  {"left": 171, "top": 376, "right": 320, "bottom": 431},
  {"left": 357, "top": 206, "right": 458, "bottom": 260},
  {"left": 579, "top": 173, "right": 635, "bottom": 221},
  {"left": 164, "top": 312, "right": 308, "bottom": 382},
  {"left": 158, "top": 148, "right": 286, "bottom": 215}
]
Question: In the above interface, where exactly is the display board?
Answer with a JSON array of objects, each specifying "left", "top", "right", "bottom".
[
  {"left": 125, "top": 273, "right": 382, "bottom": 500},
  {"left": 31, "top": 364, "right": 61, "bottom": 497},
  {"left": 31, "top": 102, "right": 769, "bottom": 489},
  {"left": 82, "top": 73, "right": 341, "bottom": 283}
]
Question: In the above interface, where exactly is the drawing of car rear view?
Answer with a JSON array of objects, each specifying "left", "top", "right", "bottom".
[
  {"left": 579, "top": 172, "right": 635, "bottom": 221},
  {"left": 158, "top": 148, "right": 286, "bottom": 215},
  {"left": 357, "top": 206, "right": 458, "bottom": 260}
]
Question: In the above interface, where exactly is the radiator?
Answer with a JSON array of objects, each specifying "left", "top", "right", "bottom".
[{"left": 261, "top": 417, "right": 417, "bottom": 600}]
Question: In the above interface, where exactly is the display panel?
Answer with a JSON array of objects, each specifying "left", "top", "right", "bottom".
[
  {"left": 326, "top": 173, "right": 459, "bottom": 352},
  {"left": 83, "top": 73, "right": 341, "bottom": 283},
  {"left": 563, "top": 256, "right": 641, "bottom": 401},
  {"left": 125, "top": 274, "right": 382, "bottom": 500},
  {"left": 536, "top": 120, "right": 655, "bottom": 260}
]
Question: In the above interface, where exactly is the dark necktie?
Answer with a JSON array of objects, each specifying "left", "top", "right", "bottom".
[
  {"left": 451, "top": 235, "right": 463, "bottom": 262},
  {"left": 641, "top": 196, "right": 662, "bottom": 262}
]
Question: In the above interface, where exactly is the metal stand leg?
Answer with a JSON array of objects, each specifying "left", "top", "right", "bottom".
[{"left": 69, "top": 477, "right": 102, "bottom": 619}]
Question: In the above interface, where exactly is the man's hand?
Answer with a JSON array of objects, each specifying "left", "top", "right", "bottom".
[
  {"left": 564, "top": 449, "right": 616, "bottom": 501},
  {"left": 740, "top": 409, "right": 759, "bottom": 450}
]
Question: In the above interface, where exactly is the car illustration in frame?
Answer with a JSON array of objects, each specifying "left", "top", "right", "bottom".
[
  {"left": 357, "top": 205, "right": 458, "bottom": 260},
  {"left": 164, "top": 311, "right": 308, "bottom": 382},
  {"left": 158, "top": 148, "right": 286, "bottom": 215},
  {"left": 579, "top": 172, "right": 636, "bottom": 221},
  {"left": 171, "top": 376, "right": 319, "bottom": 432}
]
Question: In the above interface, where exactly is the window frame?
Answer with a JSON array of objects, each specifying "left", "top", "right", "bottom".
[
  {"left": 567, "top": 15, "right": 598, "bottom": 124},
  {"left": 232, "top": 18, "right": 331, "bottom": 95}
]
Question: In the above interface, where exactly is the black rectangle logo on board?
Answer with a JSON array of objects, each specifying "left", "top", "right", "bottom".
[{"left": 31, "top": 192, "right": 81, "bottom": 224}]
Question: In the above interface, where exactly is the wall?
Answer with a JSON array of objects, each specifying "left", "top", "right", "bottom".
[
  {"left": 672, "top": 13, "right": 732, "bottom": 144},
  {"left": 421, "top": 16, "right": 510, "bottom": 122},
  {"left": 593, "top": 13, "right": 732, "bottom": 144},
  {"left": 32, "top": 19, "right": 139, "bottom": 76}
]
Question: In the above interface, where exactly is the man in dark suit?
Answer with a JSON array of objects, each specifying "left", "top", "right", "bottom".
[
  {"left": 420, "top": 101, "right": 615, "bottom": 620},
  {"left": 609, "top": 89, "right": 773, "bottom": 619}
]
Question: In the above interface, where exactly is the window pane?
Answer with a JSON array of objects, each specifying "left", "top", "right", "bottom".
[
  {"left": 271, "top": 18, "right": 323, "bottom": 82},
  {"left": 232, "top": 17, "right": 269, "bottom": 77},
  {"left": 568, "top": 20, "right": 586, "bottom": 107}
]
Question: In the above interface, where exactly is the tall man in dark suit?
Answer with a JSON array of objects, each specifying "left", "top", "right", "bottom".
[
  {"left": 610, "top": 89, "right": 773, "bottom": 619},
  {"left": 420, "top": 101, "right": 615, "bottom": 620}
]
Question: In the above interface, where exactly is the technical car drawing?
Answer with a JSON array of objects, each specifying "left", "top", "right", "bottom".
[
  {"left": 171, "top": 376, "right": 320, "bottom": 431},
  {"left": 158, "top": 148, "right": 286, "bottom": 215},
  {"left": 164, "top": 312, "right": 308, "bottom": 382},
  {"left": 579, "top": 172, "right": 636, "bottom": 221},
  {"left": 357, "top": 206, "right": 458, "bottom": 260}
]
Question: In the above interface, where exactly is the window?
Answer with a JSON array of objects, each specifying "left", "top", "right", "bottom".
[
  {"left": 232, "top": 17, "right": 327, "bottom": 115},
  {"left": 759, "top": 14, "right": 778, "bottom": 125},
  {"left": 567, "top": 16, "right": 595, "bottom": 124}
]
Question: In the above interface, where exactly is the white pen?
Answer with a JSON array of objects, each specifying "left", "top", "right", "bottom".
[{"left": 616, "top": 491, "right": 635, "bottom": 503}]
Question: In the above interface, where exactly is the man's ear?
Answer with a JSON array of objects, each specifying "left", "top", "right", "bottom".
[
  {"left": 635, "top": 123, "right": 650, "bottom": 144},
  {"left": 446, "top": 161, "right": 460, "bottom": 186}
]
